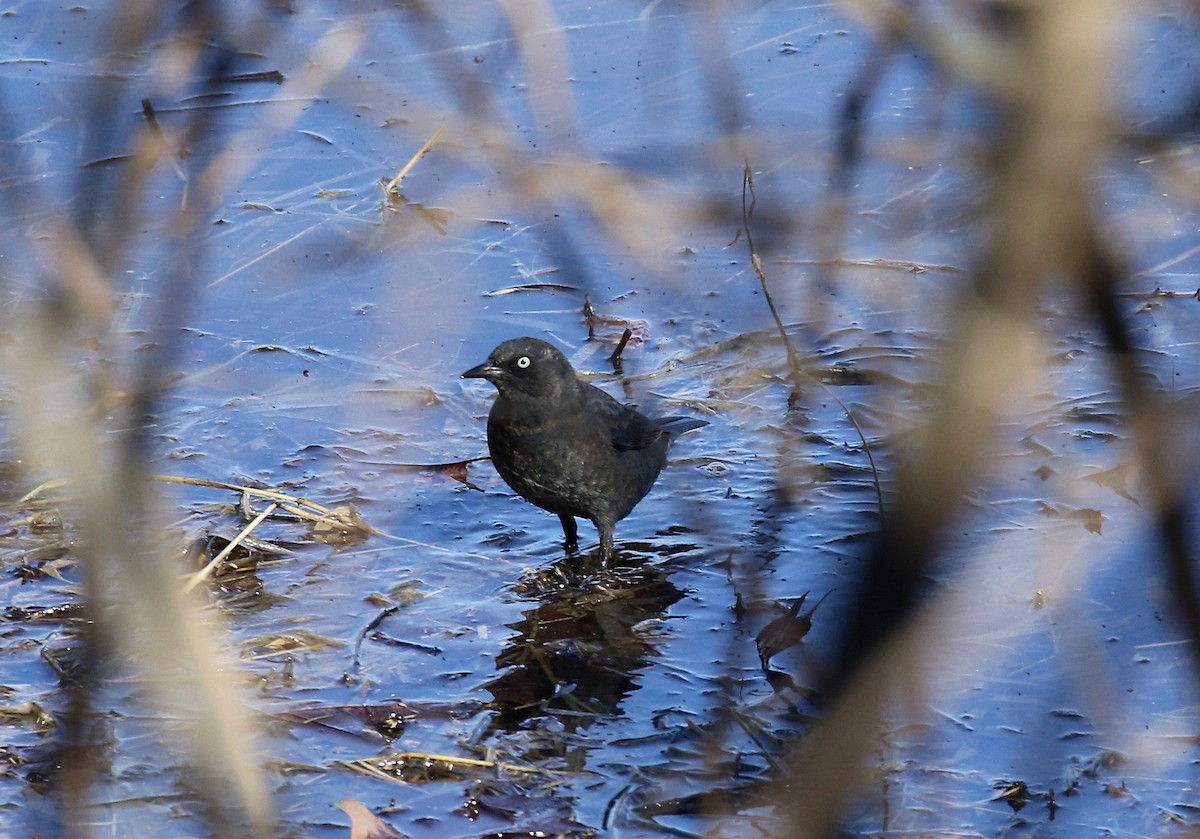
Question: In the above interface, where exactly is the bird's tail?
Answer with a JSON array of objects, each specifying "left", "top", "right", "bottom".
[{"left": 657, "top": 417, "right": 708, "bottom": 437}]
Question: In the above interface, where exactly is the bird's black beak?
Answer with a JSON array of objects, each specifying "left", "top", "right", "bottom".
[{"left": 462, "top": 360, "right": 501, "bottom": 381}]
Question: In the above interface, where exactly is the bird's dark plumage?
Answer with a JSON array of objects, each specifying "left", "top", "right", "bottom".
[{"left": 462, "top": 337, "right": 706, "bottom": 560}]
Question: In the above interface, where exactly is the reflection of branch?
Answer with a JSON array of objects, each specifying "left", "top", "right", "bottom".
[{"left": 1082, "top": 232, "right": 1200, "bottom": 677}]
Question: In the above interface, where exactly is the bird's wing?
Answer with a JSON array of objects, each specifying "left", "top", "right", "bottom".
[
  {"left": 585, "top": 387, "right": 664, "bottom": 452},
  {"left": 610, "top": 408, "right": 665, "bottom": 451}
]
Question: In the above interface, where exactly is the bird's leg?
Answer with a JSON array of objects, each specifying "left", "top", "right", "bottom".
[
  {"left": 558, "top": 514, "right": 579, "bottom": 553},
  {"left": 598, "top": 525, "right": 614, "bottom": 563}
]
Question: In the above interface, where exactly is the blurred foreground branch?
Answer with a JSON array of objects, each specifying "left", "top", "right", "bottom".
[
  {"left": 772, "top": 2, "right": 1200, "bottom": 835},
  {"left": 0, "top": 1, "right": 363, "bottom": 833}
]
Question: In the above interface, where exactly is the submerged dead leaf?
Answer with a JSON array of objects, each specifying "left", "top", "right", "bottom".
[
  {"left": 244, "top": 630, "right": 346, "bottom": 658},
  {"left": 338, "top": 751, "right": 545, "bottom": 785},
  {"left": 311, "top": 504, "right": 375, "bottom": 547}
]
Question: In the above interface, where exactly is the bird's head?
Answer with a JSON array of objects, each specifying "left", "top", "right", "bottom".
[{"left": 462, "top": 337, "right": 578, "bottom": 400}]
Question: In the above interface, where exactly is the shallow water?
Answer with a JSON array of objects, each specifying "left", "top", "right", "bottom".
[{"left": 1, "top": 1, "right": 1199, "bottom": 837}]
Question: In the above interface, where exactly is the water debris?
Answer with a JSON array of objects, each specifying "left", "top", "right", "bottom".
[
  {"left": 80, "top": 155, "right": 131, "bottom": 168},
  {"left": 3, "top": 603, "right": 85, "bottom": 624},
  {"left": 484, "top": 282, "right": 577, "bottom": 296},
  {"left": 756, "top": 590, "right": 832, "bottom": 670},
  {"left": 310, "top": 504, "right": 373, "bottom": 547},
  {"left": 583, "top": 294, "right": 649, "bottom": 345},
  {"left": 335, "top": 798, "right": 401, "bottom": 839},
  {"left": 281, "top": 702, "right": 421, "bottom": 743},
  {"left": 993, "top": 779, "right": 1031, "bottom": 812},
  {"left": 185, "top": 502, "right": 278, "bottom": 592},
  {"left": 155, "top": 476, "right": 378, "bottom": 587},
  {"left": 338, "top": 751, "right": 548, "bottom": 784},
  {"left": 244, "top": 630, "right": 346, "bottom": 657},
  {"left": 300, "top": 130, "right": 334, "bottom": 145},
  {"left": 0, "top": 702, "right": 55, "bottom": 731},
  {"left": 382, "top": 458, "right": 486, "bottom": 488},
  {"left": 284, "top": 701, "right": 484, "bottom": 743},
  {"left": 609, "top": 327, "right": 633, "bottom": 372},
  {"left": 155, "top": 474, "right": 375, "bottom": 534},
  {"left": 1084, "top": 462, "right": 1140, "bottom": 504},
  {"left": 383, "top": 124, "right": 445, "bottom": 201},
  {"left": 1036, "top": 501, "right": 1103, "bottom": 534},
  {"left": 219, "top": 70, "right": 286, "bottom": 85}
]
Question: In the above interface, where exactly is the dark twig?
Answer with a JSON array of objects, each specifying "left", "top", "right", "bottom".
[
  {"left": 742, "top": 159, "right": 801, "bottom": 384},
  {"left": 583, "top": 294, "right": 597, "bottom": 340},
  {"left": 741, "top": 159, "right": 884, "bottom": 521},
  {"left": 609, "top": 328, "right": 632, "bottom": 372}
]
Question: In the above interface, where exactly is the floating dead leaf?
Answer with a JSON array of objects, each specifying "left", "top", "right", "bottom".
[
  {"left": 26, "top": 509, "right": 65, "bottom": 534},
  {"left": 25, "top": 554, "right": 73, "bottom": 580},
  {"left": 335, "top": 799, "right": 401, "bottom": 839},
  {"left": 756, "top": 590, "right": 831, "bottom": 669},
  {"left": 583, "top": 294, "right": 649, "bottom": 344},
  {"left": 1036, "top": 501, "right": 1104, "bottom": 534},
  {"left": 1085, "top": 462, "right": 1140, "bottom": 504}
]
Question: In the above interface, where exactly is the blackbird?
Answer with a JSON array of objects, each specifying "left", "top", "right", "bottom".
[{"left": 462, "top": 337, "right": 706, "bottom": 560}]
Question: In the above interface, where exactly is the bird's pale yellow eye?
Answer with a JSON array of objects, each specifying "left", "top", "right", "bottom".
[{"left": 516, "top": 356, "right": 531, "bottom": 369}]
